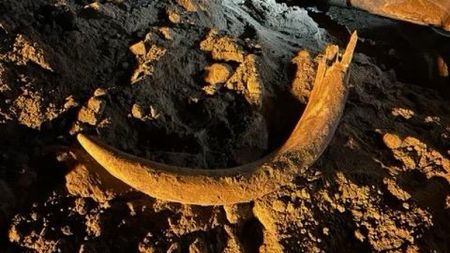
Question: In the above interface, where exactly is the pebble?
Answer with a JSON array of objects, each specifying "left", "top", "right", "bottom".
[
  {"left": 383, "top": 133, "right": 403, "bottom": 149},
  {"left": 77, "top": 97, "right": 106, "bottom": 125},
  {"left": 93, "top": 88, "right": 107, "bottom": 97},
  {"left": 403, "top": 203, "right": 410, "bottom": 210},
  {"left": 61, "top": 225, "right": 73, "bottom": 236},
  {"left": 159, "top": 27, "right": 173, "bottom": 40},
  {"left": 131, "top": 104, "right": 145, "bottom": 119},
  {"left": 129, "top": 41, "right": 146, "bottom": 56},
  {"left": 64, "top": 96, "right": 79, "bottom": 109},
  {"left": 204, "top": 63, "right": 232, "bottom": 85},
  {"left": 167, "top": 9, "right": 181, "bottom": 24}
]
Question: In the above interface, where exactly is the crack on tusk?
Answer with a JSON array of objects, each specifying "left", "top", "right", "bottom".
[{"left": 77, "top": 32, "right": 358, "bottom": 206}]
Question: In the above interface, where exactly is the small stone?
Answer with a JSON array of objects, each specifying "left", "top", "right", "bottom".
[
  {"left": 336, "top": 204, "right": 346, "bottom": 213},
  {"left": 87, "top": 97, "right": 105, "bottom": 113},
  {"left": 74, "top": 198, "right": 88, "bottom": 216},
  {"left": 225, "top": 55, "right": 262, "bottom": 106},
  {"left": 144, "top": 32, "right": 153, "bottom": 43},
  {"left": 149, "top": 105, "right": 160, "bottom": 119},
  {"left": 86, "top": 2, "right": 101, "bottom": 11},
  {"left": 131, "top": 104, "right": 145, "bottom": 119},
  {"left": 159, "top": 27, "right": 172, "bottom": 40},
  {"left": 64, "top": 96, "right": 79, "bottom": 109},
  {"left": 167, "top": 9, "right": 181, "bottom": 24},
  {"left": 81, "top": 2, "right": 103, "bottom": 19},
  {"left": 61, "top": 225, "right": 73, "bottom": 236},
  {"left": 78, "top": 108, "right": 97, "bottom": 125},
  {"left": 383, "top": 133, "right": 403, "bottom": 150},
  {"left": 176, "top": 0, "right": 198, "bottom": 12},
  {"left": 204, "top": 63, "right": 232, "bottom": 85},
  {"left": 93, "top": 88, "right": 107, "bottom": 97},
  {"left": 77, "top": 97, "right": 106, "bottom": 125},
  {"left": 403, "top": 202, "right": 410, "bottom": 210},
  {"left": 391, "top": 107, "right": 414, "bottom": 119},
  {"left": 30, "top": 212, "right": 38, "bottom": 221},
  {"left": 85, "top": 213, "right": 102, "bottom": 237},
  {"left": 200, "top": 30, "right": 244, "bottom": 63},
  {"left": 130, "top": 41, "right": 146, "bottom": 56},
  {"left": 8, "top": 225, "right": 21, "bottom": 243},
  {"left": 202, "top": 84, "right": 217, "bottom": 95},
  {"left": 138, "top": 243, "right": 157, "bottom": 253}
]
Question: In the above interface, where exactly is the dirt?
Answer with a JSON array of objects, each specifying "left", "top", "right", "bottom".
[{"left": 0, "top": 0, "right": 450, "bottom": 252}]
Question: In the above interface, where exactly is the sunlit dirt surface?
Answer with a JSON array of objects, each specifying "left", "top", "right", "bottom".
[{"left": 0, "top": 0, "right": 449, "bottom": 252}]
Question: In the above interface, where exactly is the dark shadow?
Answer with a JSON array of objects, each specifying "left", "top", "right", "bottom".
[
  {"left": 239, "top": 217, "right": 264, "bottom": 252},
  {"left": 399, "top": 171, "right": 450, "bottom": 252}
]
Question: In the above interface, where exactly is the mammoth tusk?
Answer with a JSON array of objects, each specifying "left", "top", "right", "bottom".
[
  {"left": 326, "top": 0, "right": 450, "bottom": 32},
  {"left": 77, "top": 32, "right": 358, "bottom": 206}
]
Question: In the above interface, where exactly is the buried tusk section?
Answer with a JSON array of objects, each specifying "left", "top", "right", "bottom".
[
  {"left": 77, "top": 32, "right": 358, "bottom": 206},
  {"left": 327, "top": 0, "right": 450, "bottom": 32}
]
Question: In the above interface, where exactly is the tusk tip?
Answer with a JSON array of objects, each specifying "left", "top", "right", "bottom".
[
  {"left": 77, "top": 133, "right": 97, "bottom": 153},
  {"left": 77, "top": 133, "right": 88, "bottom": 145}
]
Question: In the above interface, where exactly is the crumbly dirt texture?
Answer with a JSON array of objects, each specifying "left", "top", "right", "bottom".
[{"left": 0, "top": 0, "right": 449, "bottom": 252}]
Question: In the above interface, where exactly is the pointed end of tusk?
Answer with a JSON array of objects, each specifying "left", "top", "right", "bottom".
[
  {"left": 76, "top": 133, "right": 131, "bottom": 184},
  {"left": 77, "top": 133, "right": 93, "bottom": 151},
  {"left": 340, "top": 31, "right": 358, "bottom": 68},
  {"left": 77, "top": 133, "right": 87, "bottom": 144},
  {"left": 77, "top": 133, "right": 110, "bottom": 164}
]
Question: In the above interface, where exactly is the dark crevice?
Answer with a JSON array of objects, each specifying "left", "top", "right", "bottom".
[{"left": 240, "top": 217, "right": 264, "bottom": 252}]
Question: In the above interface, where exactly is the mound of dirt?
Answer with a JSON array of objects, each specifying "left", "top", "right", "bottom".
[{"left": 0, "top": 0, "right": 449, "bottom": 252}]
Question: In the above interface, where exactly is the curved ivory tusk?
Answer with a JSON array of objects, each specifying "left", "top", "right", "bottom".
[
  {"left": 327, "top": 0, "right": 450, "bottom": 32},
  {"left": 78, "top": 32, "right": 358, "bottom": 206}
]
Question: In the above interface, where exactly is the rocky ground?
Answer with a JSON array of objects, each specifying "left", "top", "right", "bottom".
[{"left": 0, "top": 0, "right": 449, "bottom": 252}]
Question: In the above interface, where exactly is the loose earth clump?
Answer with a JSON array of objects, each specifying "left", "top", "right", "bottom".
[{"left": 1, "top": 0, "right": 450, "bottom": 252}]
